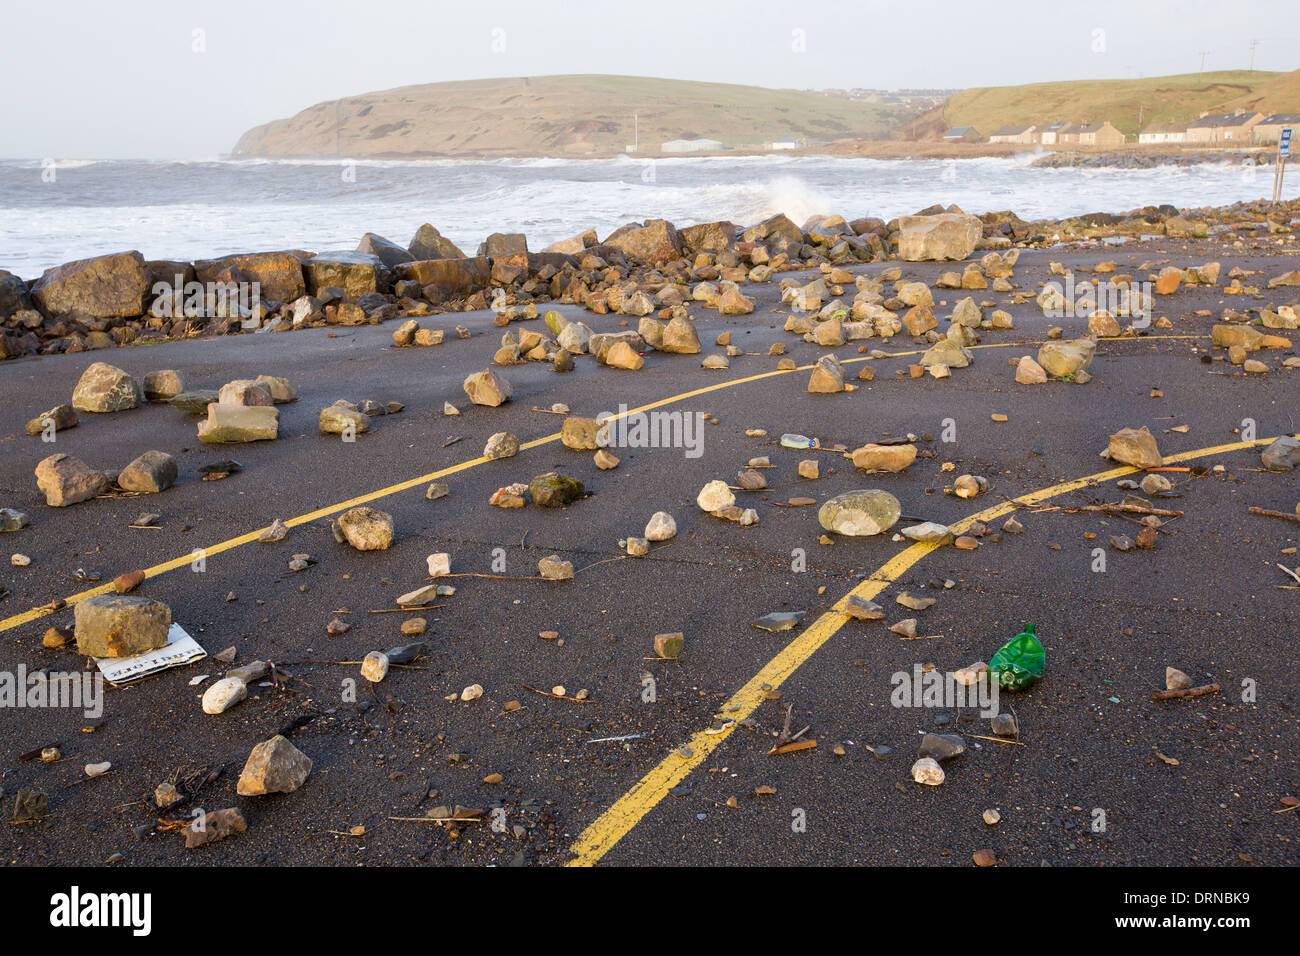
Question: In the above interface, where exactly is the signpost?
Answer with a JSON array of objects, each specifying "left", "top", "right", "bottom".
[{"left": 1273, "top": 127, "right": 1291, "bottom": 204}]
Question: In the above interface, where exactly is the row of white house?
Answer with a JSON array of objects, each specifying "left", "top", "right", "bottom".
[{"left": 1136, "top": 111, "right": 1298, "bottom": 145}]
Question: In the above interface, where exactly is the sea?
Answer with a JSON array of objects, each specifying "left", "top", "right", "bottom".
[{"left": 1, "top": 153, "right": 1294, "bottom": 279}]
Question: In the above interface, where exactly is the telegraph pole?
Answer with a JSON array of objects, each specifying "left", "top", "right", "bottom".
[
  {"left": 1249, "top": 39, "right": 1259, "bottom": 71},
  {"left": 1198, "top": 50, "right": 1211, "bottom": 72}
]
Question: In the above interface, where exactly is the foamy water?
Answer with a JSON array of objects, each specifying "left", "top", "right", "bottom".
[{"left": 0, "top": 154, "right": 1292, "bottom": 278}]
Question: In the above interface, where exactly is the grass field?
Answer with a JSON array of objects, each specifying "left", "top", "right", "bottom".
[
  {"left": 939, "top": 70, "right": 1294, "bottom": 138},
  {"left": 232, "top": 74, "right": 910, "bottom": 158}
]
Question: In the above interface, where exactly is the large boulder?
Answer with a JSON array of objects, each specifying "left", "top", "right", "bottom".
[
  {"left": 303, "top": 251, "right": 392, "bottom": 297},
  {"left": 337, "top": 506, "right": 394, "bottom": 550},
  {"left": 71, "top": 362, "right": 142, "bottom": 413},
  {"left": 603, "top": 220, "right": 683, "bottom": 263},
  {"left": 193, "top": 251, "right": 306, "bottom": 303},
  {"left": 408, "top": 224, "right": 465, "bottom": 261},
  {"left": 741, "top": 213, "right": 804, "bottom": 248},
  {"left": 463, "top": 368, "right": 513, "bottom": 406},
  {"left": 542, "top": 229, "right": 597, "bottom": 255},
  {"left": 897, "top": 214, "right": 982, "bottom": 261},
  {"left": 31, "top": 251, "right": 149, "bottom": 319},
  {"left": 818, "top": 490, "right": 902, "bottom": 536},
  {"left": 680, "top": 221, "right": 738, "bottom": 255},
  {"left": 394, "top": 257, "right": 491, "bottom": 300},
  {"left": 356, "top": 233, "right": 414, "bottom": 270}
]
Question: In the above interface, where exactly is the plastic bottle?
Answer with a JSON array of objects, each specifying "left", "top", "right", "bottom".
[{"left": 780, "top": 433, "right": 820, "bottom": 449}]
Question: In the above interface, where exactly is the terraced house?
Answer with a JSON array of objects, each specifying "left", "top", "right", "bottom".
[{"left": 1185, "top": 110, "right": 1264, "bottom": 144}]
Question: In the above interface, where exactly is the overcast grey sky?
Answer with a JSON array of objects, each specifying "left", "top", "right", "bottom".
[{"left": 0, "top": 0, "right": 1294, "bottom": 158}]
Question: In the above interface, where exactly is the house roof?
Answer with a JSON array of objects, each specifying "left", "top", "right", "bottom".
[
  {"left": 1190, "top": 112, "right": 1260, "bottom": 128},
  {"left": 1039, "top": 120, "right": 1069, "bottom": 132},
  {"left": 1141, "top": 121, "right": 1186, "bottom": 134},
  {"left": 943, "top": 126, "right": 978, "bottom": 137},
  {"left": 990, "top": 124, "right": 1034, "bottom": 136},
  {"left": 1258, "top": 113, "right": 1300, "bottom": 125},
  {"left": 1071, "top": 121, "right": 1117, "bottom": 134}
]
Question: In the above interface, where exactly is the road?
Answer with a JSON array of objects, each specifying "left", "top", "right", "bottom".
[{"left": 1, "top": 238, "right": 1297, "bottom": 867}]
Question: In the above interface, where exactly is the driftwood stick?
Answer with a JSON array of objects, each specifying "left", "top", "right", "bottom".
[
  {"left": 1076, "top": 504, "right": 1184, "bottom": 518},
  {"left": 1249, "top": 506, "right": 1300, "bottom": 524},
  {"left": 1153, "top": 683, "right": 1220, "bottom": 701}
]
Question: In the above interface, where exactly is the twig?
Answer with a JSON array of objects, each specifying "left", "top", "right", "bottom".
[
  {"left": 1075, "top": 504, "right": 1184, "bottom": 518},
  {"left": 521, "top": 683, "right": 593, "bottom": 703},
  {"left": 1153, "top": 683, "right": 1220, "bottom": 701},
  {"left": 1249, "top": 506, "right": 1300, "bottom": 524},
  {"left": 966, "top": 733, "right": 1026, "bottom": 746},
  {"left": 369, "top": 605, "right": 445, "bottom": 614}
]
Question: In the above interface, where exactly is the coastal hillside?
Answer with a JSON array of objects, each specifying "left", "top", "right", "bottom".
[
  {"left": 937, "top": 70, "right": 1286, "bottom": 138},
  {"left": 232, "top": 74, "right": 909, "bottom": 158}
]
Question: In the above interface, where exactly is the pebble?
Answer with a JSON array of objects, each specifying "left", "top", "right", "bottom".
[
  {"left": 911, "top": 757, "right": 945, "bottom": 785},
  {"left": 202, "top": 677, "right": 247, "bottom": 715},
  {"left": 11, "top": 553, "right": 30, "bottom": 567},
  {"left": 461, "top": 684, "right": 483, "bottom": 701},
  {"left": 645, "top": 511, "right": 677, "bottom": 541},
  {"left": 983, "top": 809, "right": 1001, "bottom": 825}
]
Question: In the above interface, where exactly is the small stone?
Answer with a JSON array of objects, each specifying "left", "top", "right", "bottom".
[
  {"left": 202, "top": 677, "right": 247, "bottom": 715},
  {"left": 11, "top": 553, "right": 30, "bottom": 567},
  {"left": 154, "top": 782, "right": 182, "bottom": 809},
  {"left": 538, "top": 555, "right": 574, "bottom": 580},
  {"left": 460, "top": 684, "right": 483, "bottom": 701},
  {"left": 645, "top": 511, "right": 677, "bottom": 541},
  {"left": 798, "top": 459, "right": 819, "bottom": 479},
  {"left": 697, "top": 480, "right": 736, "bottom": 512},
  {"left": 990, "top": 713, "right": 1018, "bottom": 737},
  {"left": 483, "top": 432, "right": 520, "bottom": 460},
  {"left": 911, "top": 757, "right": 944, "bottom": 785},
  {"left": 625, "top": 536, "right": 648, "bottom": 556},
  {"left": 843, "top": 595, "right": 884, "bottom": 619},
  {"left": 427, "top": 553, "right": 451, "bottom": 577},
  {"left": 897, "top": 592, "right": 936, "bottom": 611},
  {"left": 112, "top": 570, "right": 145, "bottom": 593},
  {"left": 337, "top": 506, "right": 394, "bottom": 550},
  {"left": 654, "top": 633, "right": 685, "bottom": 659},
  {"left": 983, "top": 809, "right": 1001, "bottom": 825},
  {"left": 890, "top": 618, "right": 918, "bottom": 638},
  {"left": 426, "top": 482, "right": 450, "bottom": 500},
  {"left": 1165, "top": 667, "right": 1192, "bottom": 691},
  {"left": 594, "top": 449, "right": 620, "bottom": 469},
  {"left": 972, "top": 849, "right": 997, "bottom": 867},
  {"left": 919, "top": 732, "right": 965, "bottom": 761},
  {"left": 361, "top": 651, "right": 390, "bottom": 683}
]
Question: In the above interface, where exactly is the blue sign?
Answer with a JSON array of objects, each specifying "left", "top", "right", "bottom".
[{"left": 1281, "top": 127, "right": 1292, "bottom": 157}]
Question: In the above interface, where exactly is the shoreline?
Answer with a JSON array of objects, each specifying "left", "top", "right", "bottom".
[{"left": 3, "top": 196, "right": 1297, "bottom": 363}]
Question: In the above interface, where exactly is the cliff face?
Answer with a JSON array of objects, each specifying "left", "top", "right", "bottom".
[{"left": 232, "top": 74, "right": 908, "bottom": 158}]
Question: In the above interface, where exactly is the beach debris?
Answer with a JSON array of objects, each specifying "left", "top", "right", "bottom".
[
  {"left": 336, "top": 506, "right": 394, "bottom": 550},
  {"left": 752, "top": 611, "right": 805, "bottom": 632},
  {"left": 988, "top": 623, "right": 1045, "bottom": 690},
  {"left": 202, "top": 677, "right": 247, "bottom": 715},
  {"left": 185, "top": 808, "right": 246, "bottom": 849},
  {"left": 818, "top": 489, "right": 901, "bottom": 536},
  {"left": 74, "top": 594, "right": 171, "bottom": 658}
]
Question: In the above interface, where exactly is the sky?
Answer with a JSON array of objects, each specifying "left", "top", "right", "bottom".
[{"left": 0, "top": 0, "right": 1295, "bottom": 158}]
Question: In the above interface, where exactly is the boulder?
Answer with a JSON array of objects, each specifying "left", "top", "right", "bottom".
[
  {"left": 304, "top": 251, "right": 392, "bottom": 297},
  {"left": 337, "top": 506, "right": 394, "bottom": 550},
  {"left": 680, "top": 221, "right": 737, "bottom": 255},
  {"left": 807, "top": 354, "right": 845, "bottom": 393},
  {"left": 236, "top": 735, "right": 312, "bottom": 796},
  {"left": 463, "top": 368, "right": 513, "bottom": 406},
  {"left": 529, "top": 473, "right": 583, "bottom": 508},
  {"left": 193, "top": 251, "right": 306, "bottom": 303},
  {"left": 603, "top": 220, "right": 682, "bottom": 263},
  {"left": 31, "top": 250, "right": 149, "bottom": 319},
  {"left": 118, "top": 450, "right": 178, "bottom": 493},
  {"left": 1261, "top": 436, "right": 1300, "bottom": 472},
  {"left": 35, "top": 454, "right": 107, "bottom": 507},
  {"left": 142, "top": 370, "right": 187, "bottom": 401},
  {"left": 218, "top": 379, "right": 274, "bottom": 407},
  {"left": 202, "top": 677, "right": 247, "bottom": 715},
  {"left": 408, "top": 224, "right": 466, "bottom": 261},
  {"left": 74, "top": 594, "right": 171, "bottom": 658},
  {"left": 660, "top": 315, "right": 702, "bottom": 353},
  {"left": 483, "top": 431, "right": 519, "bottom": 460},
  {"left": 356, "top": 232, "right": 415, "bottom": 270},
  {"left": 319, "top": 403, "right": 370, "bottom": 436},
  {"left": 254, "top": 375, "right": 297, "bottom": 403},
  {"left": 897, "top": 214, "right": 982, "bottom": 261},
  {"left": 850, "top": 443, "right": 917, "bottom": 473},
  {"left": 818, "top": 489, "right": 901, "bottom": 536},
  {"left": 1104, "top": 427, "right": 1163, "bottom": 468},
  {"left": 25, "top": 404, "right": 78, "bottom": 436},
  {"left": 920, "top": 338, "right": 971, "bottom": 369},
  {"left": 197, "top": 404, "right": 279, "bottom": 443},
  {"left": 478, "top": 233, "right": 529, "bottom": 258},
  {"left": 1015, "top": 356, "right": 1048, "bottom": 385},
  {"left": 71, "top": 362, "right": 142, "bottom": 413},
  {"left": 1037, "top": 338, "right": 1097, "bottom": 378},
  {"left": 396, "top": 257, "right": 491, "bottom": 300},
  {"left": 561, "top": 417, "right": 600, "bottom": 450}
]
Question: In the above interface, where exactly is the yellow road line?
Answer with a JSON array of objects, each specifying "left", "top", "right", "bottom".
[
  {"left": 564, "top": 436, "right": 1274, "bottom": 866},
  {"left": 0, "top": 332, "right": 1205, "bottom": 635}
]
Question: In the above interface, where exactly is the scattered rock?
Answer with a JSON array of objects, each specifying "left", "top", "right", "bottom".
[
  {"left": 202, "top": 677, "right": 247, "bottom": 715},
  {"left": 74, "top": 594, "right": 171, "bottom": 658},
  {"left": 236, "top": 735, "right": 312, "bottom": 796},
  {"left": 336, "top": 506, "right": 394, "bottom": 551}
]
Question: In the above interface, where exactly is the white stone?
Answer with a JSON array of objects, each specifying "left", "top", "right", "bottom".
[
  {"left": 202, "top": 677, "right": 248, "bottom": 715},
  {"left": 644, "top": 511, "right": 677, "bottom": 541},
  {"left": 697, "top": 480, "right": 735, "bottom": 512},
  {"left": 361, "top": 651, "right": 389, "bottom": 683}
]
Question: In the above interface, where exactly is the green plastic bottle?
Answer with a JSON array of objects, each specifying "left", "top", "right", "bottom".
[{"left": 989, "top": 622, "right": 1045, "bottom": 691}]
